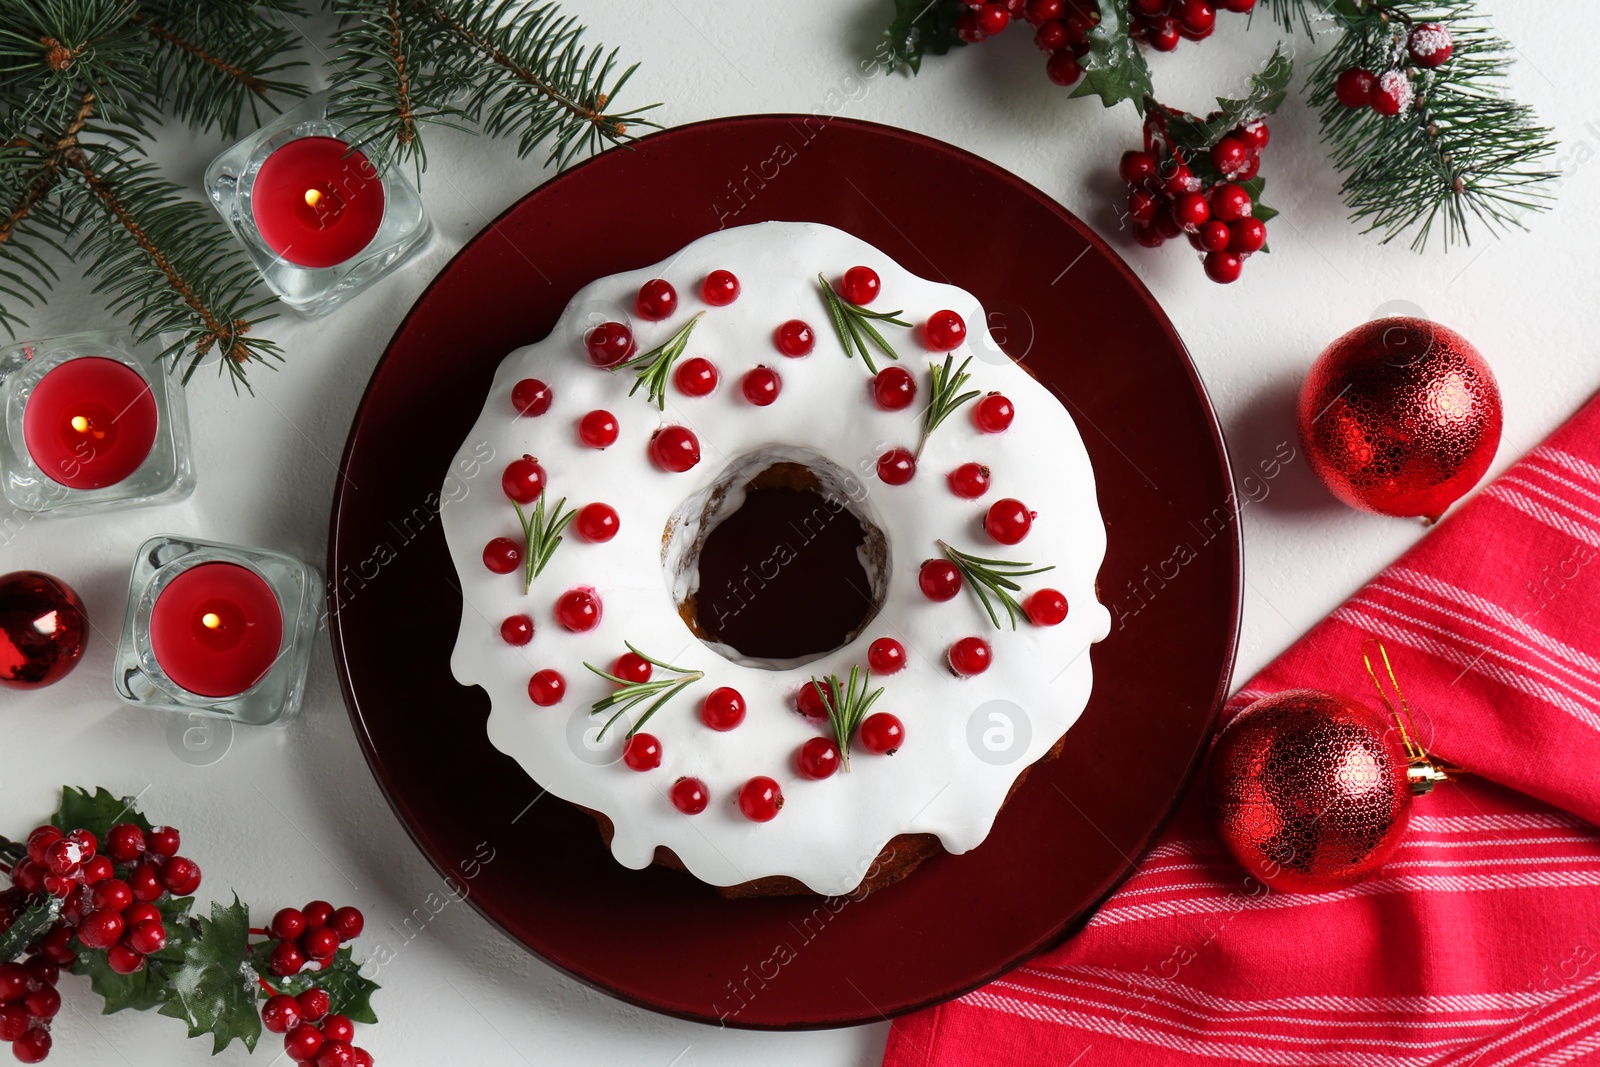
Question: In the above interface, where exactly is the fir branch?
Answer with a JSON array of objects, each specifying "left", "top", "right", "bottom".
[
  {"left": 810, "top": 667, "right": 884, "bottom": 769},
  {"left": 817, "top": 273, "right": 910, "bottom": 374},
  {"left": 585, "top": 644, "right": 703, "bottom": 741},
  {"left": 617, "top": 311, "right": 703, "bottom": 409},
  {"left": 512, "top": 492, "right": 574, "bottom": 592},
  {"left": 938, "top": 538, "right": 1054, "bottom": 630},
  {"left": 917, "top": 354, "right": 978, "bottom": 457}
]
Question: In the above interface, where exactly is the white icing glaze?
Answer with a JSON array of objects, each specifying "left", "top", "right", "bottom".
[{"left": 442, "top": 221, "right": 1110, "bottom": 896}]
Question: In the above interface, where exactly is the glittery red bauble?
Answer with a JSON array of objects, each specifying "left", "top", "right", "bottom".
[
  {"left": 1297, "top": 317, "right": 1501, "bottom": 520},
  {"left": 0, "top": 571, "right": 89, "bottom": 689},
  {"left": 1209, "top": 689, "right": 1412, "bottom": 893}
]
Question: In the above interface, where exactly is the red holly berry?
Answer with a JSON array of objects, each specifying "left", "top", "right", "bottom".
[
  {"left": 511, "top": 378, "right": 553, "bottom": 417},
  {"left": 1036, "top": 20, "right": 1069, "bottom": 51},
  {"left": 1147, "top": 16, "right": 1180, "bottom": 51},
  {"left": 649, "top": 426, "right": 700, "bottom": 472},
  {"left": 674, "top": 357, "right": 719, "bottom": 397},
  {"left": 482, "top": 537, "right": 521, "bottom": 574},
  {"left": 555, "top": 588, "right": 602, "bottom": 632},
  {"left": 872, "top": 366, "right": 917, "bottom": 410},
  {"left": 501, "top": 456, "right": 546, "bottom": 504},
  {"left": 585, "top": 322, "right": 636, "bottom": 368},
  {"left": 1235, "top": 120, "right": 1270, "bottom": 151},
  {"left": 528, "top": 669, "right": 566, "bottom": 706},
  {"left": 1045, "top": 51, "right": 1082, "bottom": 86},
  {"left": 976, "top": 3, "right": 1010, "bottom": 35},
  {"left": 840, "top": 266, "right": 881, "bottom": 305},
  {"left": 303, "top": 924, "right": 341, "bottom": 960},
  {"left": 106, "top": 823, "right": 145, "bottom": 863},
  {"left": 925, "top": 310, "right": 967, "bottom": 351},
  {"left": 1204, "top": 251, "right": 1244, "bottom": 284},
  {"left": 1370, "top": 69, "right": 1412, "bottom": 116},
  {"left": 986, "top": 498, "right": 1034, "bottom": 544},
  {"left": 636, "top": 279, "right": 677, "bottom": 320},
  {"left": 1210, "top": 183, "right": 1253, "bottom": 222},
  {"left": 859, "top": 713, "right": 905, "bottom": 755},
  {"left": 575, "top": 502, "right": 620, "bottom": 542},
  {"left": 578, "top": 409, "right": 619, "bottom": 448},
  {"left": 949, "top": 637, "right": 993, "bottom": 676},
  {"left": 701, "top": 687, "right": 746, "bottom": 731},
  {"left": 742, "top": 365, "right": 781, "bottom": 406},
  {"left": 0, "top": 1008, "right": 29, "bottom": 1046},
  {"left": 1407, "top": 23, "right": 1452, "bottom": 68},
  {"left": 975, "top": 393, "right": 1015, "bottom": 433},
  {"left": 1119, "top": 150, "right": 1157, "bottom": 186},
  {"left": 775, "top": 319, "right": 815, "bottom": 356},
  {"left": 127, "top": 861, "right": 162, "bottom": 902},
  {"left": 919, "top": 559, "right": 962, "bottom": 601},
  {"left": 877, "top": 447, "right": 916, "bottom": 486},
  {"left": 122, "top": 903, "right": 161, "bottom": 928},
  {"left": 1218, "top": 0, "right": 1255, "bottom": 8},
  {"left": 90, "top": 878, "right": 132, "bottom": 914},
  {"left": 796, "top": 681, "right": 829, "bottom": 720},
  {"left": 270, "top": 907, "right": 307, "bottom": 942},
  {"left": 1230, "top": 216, "right": 1267, "bottom": 254},
  {"left": 1127, "top": 187, "right": 1159, "bottom": 225},
  {"left": 127, "top": 918, "right": 167, "bottom": 955},
  {"left": 1197, "top": 219, "right": 1232, "bottom": 253},
  {"left": 702, "top": 269, "right": 740, "bottom": 306},
  {"left": 1162, "top": 163, "right": 1200, "bottom": 197},
  {"left": 947, "top": 462, "right": 991, "bottom": 499},
  {"left": 82, "top": 854, "right": 112, "bottom": 884},
  {"left": 867, "top": 637, "right": 906, "bottom": 674},
  {"left": 500, "top": 614, "right": 534, "bottom": 646},
  {"left": 74, "top": 908, "right": 123, "bottom": 949},
  {"left": 738, "top": 777, "right": 784, "bottom": 822},
  {"left": 323, "top": 1015, "right": 356, "bottom": 1043},
  {"left": 304, "top": 899, "right": 333, "bottom": 929},
  {"left": 1026, "top": 0, "right": 1063, "bottom": 23},
  {"left": 1334, "top": 67, "right": 1376, "bottom": 109},
  {"left": 623, "top": 733, "right": 662, "bottom": 771},
  {"left": 612, "top": 652, "right": 652, "bottom": 684},
  {"left": 798, "top": 738, "right": 841, "bottom": 780},
  {"left": 297, "top": 988, "right": 331, "bottom": 1022},
  {"left": 285, "top": 1023, "right": 325, "bottom": 1062},
  {"left": 0, "top": 965, "right": 25, "bottom": 1004},
  {"left": 332, "top": 907, "right": 364, "bottom": 941},
  {"left": 1235, "top": 153, "right": 1261, "bottom": 181},
  {"left": 670, "top": 777, "right": 709, "bottom": 815},
  {"left": 262, "top": 993, "right": 302, "bottom": 1034},
  {"left": 12, "top": 1027, "right": 49, "bottom": 1064},
  {"left": 1173, "top": 191, "right": 1210, "bottom": 232},
  {"left": 42, "top": 838, "right": 81, "bottom": 876},
  {"left": 269, "top": 940, "right": 306, "bottom": 977},
  {"left": 1210, "top": 135, "right": 1247, "bottom": 176},
  {"left": 956, "top": 10, "right": 985, "bottom": 42},
  {"left": 1133, "top": 223, "right": 1165, "bottom": 248}
]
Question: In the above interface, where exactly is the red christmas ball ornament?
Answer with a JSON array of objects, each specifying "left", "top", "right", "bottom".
[
  {"left": 1297, "top": 317, "right": 1501, "bottom": 521},
  {"left": 1, "top": 572, "right": 89, "bottom": 689},
  {"left": 1209, "top": 689, "right": 1413, "bottom": 893}
]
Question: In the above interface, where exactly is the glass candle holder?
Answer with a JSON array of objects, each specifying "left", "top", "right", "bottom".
[
  {"left": 114, "top": 535, "right": 323, "bottom": 726},
  {"left": 0, "top": 332, "right": 195, "bottom": 515},
  {"left": 204, "top": 88, "right": 433, "bottom": 317}
]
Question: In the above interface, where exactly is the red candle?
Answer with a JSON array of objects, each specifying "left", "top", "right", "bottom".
[
  {"left": 150, "top": 562, "right": 284, "bottom": 698},
  {"left": 22, "top": 357, "right": 159, "bottom": 490},
  {"left": 251, "top": 136, "right": 386, "bottom": 269}
]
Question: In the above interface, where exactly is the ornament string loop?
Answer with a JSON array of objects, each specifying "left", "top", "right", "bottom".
[{"left": 1360, "top": 637, "right": 1458, "bottom": 795}]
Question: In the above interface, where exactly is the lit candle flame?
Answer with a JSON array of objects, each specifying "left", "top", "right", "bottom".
[
  {"left": 201, "top": 612, "right": 222, "bottom": 630},
  {"left": 304, "top": 189, "right": 323, "bottom": 209},
  {"left": 70, "top": 415, "right": 89, "bottom": 433}
]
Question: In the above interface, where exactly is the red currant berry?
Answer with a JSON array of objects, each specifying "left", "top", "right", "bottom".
[
  {"left": 1175, "top": 0, "right": 1215, "bottom": 35},
  {"left": 285, "top": 1023, "right": 325, "bottom": 1062},
  {"left": 127, "top": 919, "right": 167, "bottom": 954},
  {"left": 108, "top": 943, "right": 146, "bottom": 975},
  {"left": 742, "top": 365, "right": 781, "bottom": 406},
  {"left": 1026, "top": 588, "right": 1070, "bottom": 626},
  {"left": 775, "top": 319, "right": 815, "bottom": 357},
  {"left": 796, "top": 680, "right": 830, "bottom": 720},
  {"left": 1119, "top": 150, "right": 1157, "bottom": 186},
  {"left": 128, "top": 861, "right": 162, "bottom": 902},
  {"left": 859, "top": 713, "right": 905, "bottom": 755},
  {"left": 578, "top": 409, "right": 619, "bottom": 448},
  {"left": 82, "top": 854, "right": 112, "bottom": 884},
  {"left": 925, "top": 310, "right": 966, "bottom": 350},
  {"left": 90, "top": 878, "right": 131, "bottom": 914},
  {"left": 1046, "top": 50, "right": 1083, "bottom": 85},
  {"left": 0, "top": 1008, "right": 29, "bottom": 1047},
  {"left": 872, "top": 366, "right": 917, "bottom": 410},
  {"left": 1235, "top": 120, "right": 1269, "bottom": 151},
  {"left": 106, "top": 823, "right": 145, "bottom": 863},
  {"left": 986, "top": 498, "right": 1034, "bottom": 544},
  {"left": 738, "top": 777, "right": 784, "bottom": 822},
  {"left": 1172, "top": 191, "right": 1210, "bottom": 232},
  {"left": 1197, "top": 219, "right": 1232, "bottom": 253},
  {"left": 868, "top": 637, "right": 907, "bottom": 674},
  {"left": 674, "top": 356, "right": 718, "bottom": 397},
  {"left": 297, "top": 989, "right": 332, "bottom": 1022},
  {"left": 24, "top": 827, "right": 59, "bottom": 867},
  {"left": 262, "top": 994, "right": 302, "bottom": 1034},
  {"left": 702, "top": 269, "right": 740, "bottom": 306},
  {"left": 575, "top": 502, "right": 620, "bottom": 542},
  {"left": 270, "top": 907, "right": 307, "bottom": 942},
  {"left": 511, "top": 378, "right": 552, "bottom": 417},
  {"left": 1209, "top": 182, "right": 1253, "bottom": 222},
  {"left": 1204, "top": 251, "right": 1243, "bottom": 284},
  {"left": 612, "top": 652, "right": 652, "bottom": 684},
  {"left": 1026, "top": 0, "right": 1063, "bottom": 22},
  {"left": 500, "top": 614, "right": 534, "bottom": 646},
  {"left": 528, "top": 669, "right": 566, "bottom": 706},
  {"left": 975, "top": 392, "right": 1015, "bottom": 433},
  {"left": 304, "top": 925, "right": 340, "bottom": 960},
  {"left": 1147, "top": 15, "right": 1180, "bottom": 50},
  {"left": 323, "top": 1015, "right": 356, "bottom": 1043},
  {"left": 701, "top": 687, "right": 746, "bottom": 731},
  {"left": 1408, "top": 23, "right": 1452, "bottom": 68},
  {"left": 1369, "top": 69, "right": 1412, "bottom": 116},
  {"left": 1335, "top": 67, "right": 1376, "bottom": 109},
  {"left": 649, "top": 425, "right": 700, "bottom": 472},
  {"left": 1127, "top": 187, "right": 1158, "bottom": 225},
  {"left": 919, "top": 559, "right": 962, "bottom": 601},
  {"left": 623, "top": 733, "right": 662, "bottom": 771},
  {"left": 636, "top": 279, "right": 677, "bottom": 320},
  {"left": 947, "top": 462, "right": 991, "bottom": 499},
  {"left": 269, "top": 940, "right": 306, "bottom": 976},
  {"left": 840, "top": 266, "right": 881, "bottom": 305},
  {"left": 949, "top": 636, "right": 993, "bottom": 676},
  {"left": 877, "top": 447, "right": 916, "bottom": 486},
  {"left": 670, "top": 777, "right": 710, "bottom": 815},
  {"left": 798, "top": 738, "right": 841, "bottom": 780},
  {"left": 555, "top": 588, "right": 602, "bottom": 632},
  {"left": 585, "top": 322, "right": 636, "bottom": 368},
  {"left": 332, "top": 907, "right": 364, "bottom": 941},
  {"left": 976, "top": 3, "right": 1010, "bottom": 34},
  {"left": 1210, "top": 135, "right": 1246, "bottom": 176},
  {"left": 1230, "top": 216, "right": 1267, "bottom": 254},
  {"left": 1035, "top": 20, "right": 1070, "bottom": 52},
  {"left": 482, "top": 537, "right": 522, "bottom": 574},
  {"left": 501, "top": 455, "right": 546, "bottom": 504}
]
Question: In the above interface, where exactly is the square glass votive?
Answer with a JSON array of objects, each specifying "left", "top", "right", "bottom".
[
  {"left": 204, "top": 88, "right": 433, "bottom": 317},
  {"left": 114, "top": 535, "right": 324, "bottom": 726},
  {"left": 0, "top": 332, "right": 195, "bottom": 515}
]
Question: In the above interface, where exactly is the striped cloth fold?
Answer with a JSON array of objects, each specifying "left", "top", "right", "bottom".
[{"left": 884, "top": 394, "right": 1600, "bottom": 1067}]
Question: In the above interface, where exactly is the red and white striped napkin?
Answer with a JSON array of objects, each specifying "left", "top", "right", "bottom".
[{"left": 884, "top": 392, "right": 1600, "bottom": 1067}]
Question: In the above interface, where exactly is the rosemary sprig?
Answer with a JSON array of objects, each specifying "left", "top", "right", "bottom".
[
  {"left": 513, "top": 493, "right": 576, "bottom": 593},
  {"left": 938, "top": 539, "right": 1055, "bottom": 630},
  {"left": 617, "top": 311, "right": 704, "bottom": 409},
  {"left": 918, "top": 354, "right": 980, "bottom": 457},
  {"left": 808, "top": 666, "right": 885, "bottom": 769},
  {"left": 817, "top": 273, "right": 911, "bottom": 374},
  {"left": 585, "top": 643, "right": 704, "bottom": 740}
]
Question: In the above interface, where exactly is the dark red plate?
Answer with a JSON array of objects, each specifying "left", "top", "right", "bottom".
[{"left": 328, "top": 115, "right": 1241, "bottom": 1030}]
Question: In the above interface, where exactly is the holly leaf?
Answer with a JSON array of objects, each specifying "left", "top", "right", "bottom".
[
  {"left": 252, "top": 945, "right": 381, "bottom": 1025},
  {"left": 157, "top": 897, "right": 261, "bottom": 1054},
  {"left": 1161, "top": 44, "right": 1294, "bottom": 152},
  {"left": 72, "top": 896, "right": 194, "bottom": 1013},
  {"left": 883, "top": 0, "right": 967, "bottom": 75},
  {"left": 51, "top": 787, "right": 154, "bottom": 840},
  {"left": 0, "top": 900, "right": 57, "bottom": 965},
  {"left": 1070, "top": 0, "right": 1153, "bottom": 112},
  {"left": 1236, "top": 175, "right": 1280, "bottom": 225}
]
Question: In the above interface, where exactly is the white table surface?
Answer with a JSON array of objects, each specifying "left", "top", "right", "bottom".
[{"left": 3, "top": 2, "right": 1592, "bottom": 1063}]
